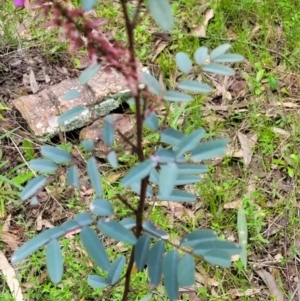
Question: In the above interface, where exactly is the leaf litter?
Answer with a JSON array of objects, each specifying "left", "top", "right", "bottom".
[{"left": 0, "top": 251, "right": 24, "bottom": 301}]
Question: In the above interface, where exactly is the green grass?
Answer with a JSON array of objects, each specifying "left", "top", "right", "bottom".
[{"left": 1, "top": 0, "right": 300, "bottom": 300}]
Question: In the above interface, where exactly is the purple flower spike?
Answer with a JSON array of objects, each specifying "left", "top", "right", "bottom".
[{"left": 14, "top": 0, "right": 25, "bottom": 7}]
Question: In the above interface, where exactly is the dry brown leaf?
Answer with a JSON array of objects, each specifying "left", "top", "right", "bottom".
[
  {"left": 107, "top": 173, "right": 123, "bottom": 183},
  {"left": 231, "top": 254, "right": 240, "bottom": 262},
  {"left": 248, "top": 25, "right": 262, "bottom": 41},
  {"left": 192, "top": 9, "right": 214, "bottom": 37},
  {"left": 29, "top": 69, "right": 39, "bottom": 94},
  {"left": 274, "top": 102, "right": 299, "bottom": 108},
  {"left": 227, "top": 28, "right": 237, "bottom": 39},
  {"left": 255, "top": 269, "right": 284, "bottom": 301},
  {"left": 195, "top": 273, "right": 219, "bottom": 287},
  {"left": 41, "top": 220, "right": 54, "bottom": 229},
  {"left": 229, "top": 288, "right": 261, "bottom": 298},
  {"left": 274, "top": 253, "right": 283, "bottom": 262},
  {"left": 0, "top": 251, "right": 24, "bottom": 301},
  {"left": 151, "top": 40, "right": 168, "bottom": 63},
  {"left": 226, "top": 147, "right": 244, "bottom": 158},
  {"left": 224, "top": 199, "right": 242, "bottom": 209},
  {"left": 79, "top": 186, "right": 94, "bottom": 197},
  {"left": 36, "top": 214, "right": 54, "bottom": 231},
  {"left": 36, "top": 213, "right": 43, "bottom": 231},
  {"left": 0, "top": 232, "right": 19, "bottom": 250},
  {"left": 3, "top": 214, "right": 11, "bottom": 232},
  {"left": 65, "top": 228, "right": 82, "bottom": 238},
  {"left": 237, "top": 132, "right": 258, "bottom": 165},
  {"left": 272, "top": 127, "right": 290, "bottom": 137},
  {"left": 42, "top": 67, "right": 51, "bottom": 84},
  {"left": 155, "top": 201, "right": 194, "bottom": 223}
]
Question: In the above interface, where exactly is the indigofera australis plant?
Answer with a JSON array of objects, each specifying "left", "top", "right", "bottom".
[{"left": 12, "top": 0, "right": 245, "bottom": 300}]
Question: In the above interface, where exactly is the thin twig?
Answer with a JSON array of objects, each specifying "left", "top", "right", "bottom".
[
  {"left": 97, "top": 275, "right": 126, "bottom": 300},
  {"left": 119, "top": 1, "right": 148, "bottom": 299},
  {"left": 119, "top": 0, "right": 144, "bottom": 161},
  {"left": 115, "top": 194, "right": 137, "bottom": 213}
]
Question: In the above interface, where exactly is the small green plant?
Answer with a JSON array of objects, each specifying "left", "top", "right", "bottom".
[
  {"left": 0, "top": 150, "right": 22, "bottom": 217},
  {"left": 12, "top": 1, "right": 245, "bottom": 300},
  {"left": 247, "top": 62, "right": 278, "bottom": 96},
  {"left": 0, "top": 102, "right": 10, "bottom": 121}
]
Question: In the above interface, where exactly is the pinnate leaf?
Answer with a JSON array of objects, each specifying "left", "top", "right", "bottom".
[
  {"left": 29, "top": 159, "right": 58, "bottom": 173},
  {"left": 58, "top": 106, "right": 86, "bottom": 124},
  {"left": 138, "top": 293, "right": 153, "bottom": 301},
  {"left": 238, "top": 206, "right": 248, "bottom": 267},
  {"left": 144, "top": 111, "right": 158, "bottom": 131},
  {"left": 175, "top": 128, "right": 206, "bottom": 156},
  {"left": 107, "top": 151, "right": 118, "bottom": 168},
  {"left": 177, "top": 254, "right": 195, "bottom": 287},
  {"left": 119, "top": 218, "right": 136, "bottom": 230},
  {"left": 191, "top": 138, "right": 228, "bottom": 160},
  {"left": 213, "top": 53, "right": 244, "bottom": 63},
  {"left": 20, "top": 176, "right": 47, "bottom": 201},
  {"left": 41, "top": 145, "right": 72, "bottom": 164},
  {"left": 194, "top": 47, "right": 208, "bottom": 65},
  {"left": 163, "top": 91, "right": 193, "bottom": 102},
  {"left": 88, "top": 275, "right": 109, "bottom": 289},
  {"left": 30, "top": 196, "right": 39, "bottom": 206},
  {"left": 210, "top": 44, "right": 231, "bottom": 60},
  {"left": 161, "top": 128, "right": 185, "bottom": 146},
  {"left": 108, "top": 256, "right": 125, "bottom": 285},
  {"left": 134, "top": 235, "right": 151, "bottom": 271},
  {"left": 163, "top": 250, "right": 179, "bottom": 300},
  {"left": 80, "top": 227, "right": 111, "bottom": 271},
  {"left": 129, "top": 181, "right": 153, "bottom": 197},
  {"left": 149, "top": 168, "right": 159, "bottom": 184},
  {"left": 81, "top": 0, "right": 97, "bottom": 11},
  {"left": 193, "top": 240, "right": 241, "bottom": 256},
  {"left": 175, "top": 52, "right": 192, "bottom": 74},
  {"left": 148, "top": 240, "right": 165, "bottom": 287},
  {"left": 81, "top": 139, "right": 95, "bottom": 151},
  {"left": 154, "top": 147, "right": 176, "bottom": 163},
  {"left": 203, "top": 249, "right": 232, "bottom": 268},
  {"left": 73, "top": 212, "right": 93, "bottom": 227},
  {"left": 148, "top": 0, "right": 174, "bottom": 31},
  {"left": 102, "top": 115, "right": 114, "bottom": 147},
  {"left": 87, "top": 157, "right": 102, "bottom": 197},
  {"left": 157, "top": 189, "right": 196, "bottom": 202},
  {"left": 90, "top": 198, "right": 114, "bottom": 216},
  {"left": 121, "top": 159, "right": 156, "bottom": 187},
  {"left": 60, "top": 220, "right": 81, "bottom": 233},
  {"left": 142, "top": 221, "right": 168, "bottom": 239},
  {"left": 141, "top": 72, "right": 162, "bottom": 95},
  {"left": 67, "top": 165, "right": 79, "bottom": 188},
  {"left": 62, "top": 89, "right": 81, "bottom": 100},
  {"left": 180, "top": 229, "right": 218, "bottom": 247},
  {"left": 203, "top": 63, "right": 235, "bottom": 76},
  {"left": 98, "top": 218, "right": 137, "bottom": 245},
  {"left": 178, "top": 80, "right": 212, "bottom": 93},
  {"left": 79, "top": 64, "right": 100, "bottom": 85},
  {"left": 11, "top": 227, "right": 63, "bottom": 263},
  {"left": 159, "top": 163, "right": 178, "bottom": 197},
  {"left": 177, "top": 163, "right": 208, "bottom": 174},
  {"left": 46, "top": 239, "right": 63, "bottom": 284},
  {"left": 174, "top": 175, "right": 201, "bottom": 185}
]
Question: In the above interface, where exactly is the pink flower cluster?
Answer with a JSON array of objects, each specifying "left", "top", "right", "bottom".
[
  {"left": 14, "top": 0, "right": 25, "bottom": 6},
  {"left": 13, "top": 0, "right": 141, "bottom": 97},
  {"left": 14, "top": 0, "right": 30, "bottom": 8}
]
